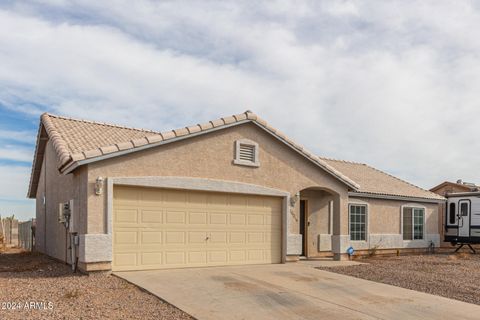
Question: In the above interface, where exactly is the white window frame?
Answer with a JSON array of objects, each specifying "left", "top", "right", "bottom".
[
  {"left": 348, "top": 202, "right": 369, "bottom": 242},
  {"left": 233, "top": 139, "right": 260, "bottom": 167},
  {"left": 401, "top": 204, "right": 426, "bottom": 241}
]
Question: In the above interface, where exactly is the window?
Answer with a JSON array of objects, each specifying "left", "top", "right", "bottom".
[
  {"left": 349, "top": 204, "right": 367, "bottom": 241},
  {"left": 449, "top": 202, "right": 456, "bottom": 225},
  {"left": 233, "top": 139, "right": 259, "bottom": 167},
  {"left": 460, "top": 202, "right": 469, "bottom": 216},
  {"left": 402, "top": 207, "right": 424, "bottom": 240}
]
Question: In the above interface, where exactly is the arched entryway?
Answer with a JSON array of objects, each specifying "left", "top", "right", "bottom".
[{"left": 296, "top": 187, "right": 342, "bottom": 259}]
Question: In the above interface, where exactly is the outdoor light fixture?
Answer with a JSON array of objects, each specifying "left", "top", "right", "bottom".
[
  {"left": 95, "top": 177, "right": 104, "bottom": 195},
  {"left": 290, "top": 192, "right": 300, "bottom": 207}
]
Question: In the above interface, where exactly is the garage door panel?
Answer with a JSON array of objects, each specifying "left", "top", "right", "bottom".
[
  {"left": 229, "top": 232, "right": 246, "bottom": 244},
  {"left": 209, "top": 213, "right": 227, "bottom": 224},
  {"left": 140, "top": 189, "right": 164, "bottom": 205},
  {"left": 114, "top": 187, "right": 139, "bottom": 205},
  {"left": 228, "top": 195, "right": 248, "bottom": 208},
  {"left": 208, "top": 194, "right": 228, "bottom": 207},
  {"left": 141, "top": 252, "right": 162, "bottom": 265},
  {"left": 140, "top": 210, "right": 163, "bottom": 223},
  {"left": 188, "top": 212, "right": 208, "bottom": 224},
  {"left": 247, "top": 232, "right": 264, "bottom": 243},
  {"left": 165, "top": 251, "right": 186, "bottom": 265},
  {"left": 247, "top": 249, "right": 264, "bottom": 261},
  {"left": 164, "top": 191, "right": 187, "bottom": 206},
  {"left": 248, "top": 214, "right": 264, "bottom": 225},
  {"left": 114, "top": 252, "right": 137, "bottom": 267},
  {"left": 229, "top": 250, "right": 246, "bottom": 261},
  {"left": 115, "top": 209, "right": 138, "bottom": 224},
  {"left": 113, "top": 186, "right": 282, "bottom": 271},
  {"left": 165, "top": 231, "right": 186, "bottom": 244},
  {"left": 229, "top": 213, "right": 246, "bottom": 225},
  {"left": 115, "top": 230, "right": 138, "bottom": 244},
  {"left": 187, "top": 193, "right": 208, "bottom": 208},
  {"left": 165, "top": 211, "right": 186, "bottom": 224},
  {"left": 141, "top": 231, "right": 162, "bottom": 244},
  {"left": 188, "top": 231, "right": 208, "bottom": 244},
  {"left": 208, "top": 250, "right": 228, "bottom": 263},
  {"left": 188, "top": 251, "right": 207, "bottom": 264}
]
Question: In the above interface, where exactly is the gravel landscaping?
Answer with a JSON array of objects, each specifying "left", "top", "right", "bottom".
[
  {"left": 318, "top": 253, "right": 480, "bottom": 305},
  {"left": 0, "top": 249, "right": 193, "bottom": 320}
]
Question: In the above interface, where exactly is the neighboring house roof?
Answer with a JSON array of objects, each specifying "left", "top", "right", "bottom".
[
  {"left": 27, "top": 111, "right": 360, "bottom": 198},
  {"left": 320, "top": 158, "right": 445, "bottom": 201},
  {"left": 430, "top": 181, "right": 479, "bottom": 194}
]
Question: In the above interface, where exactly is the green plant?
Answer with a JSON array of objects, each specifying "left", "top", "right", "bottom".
[{"left": 368, "top": 244, "right": 380, "bottom": 257}]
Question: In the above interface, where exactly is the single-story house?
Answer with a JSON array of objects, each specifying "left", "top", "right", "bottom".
[{"left": 28, "top": 111, "right": 445, "bottom": 272}]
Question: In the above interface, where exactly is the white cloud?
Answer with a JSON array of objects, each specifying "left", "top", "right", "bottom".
[
  {"left": 0, "top": 130, "right": 36, "bottom": 143},
  {"left": 0, "top": 0, "right": 479, "bottom": 193},
  {"left": 0, "top": 146, "right": 33, "bottom": 163},
  {"left": 0, "top": 201, "right": 35, "bottom": 221},
  {"left": 0, "top": 165, "right": 32, "bottom": 200}
]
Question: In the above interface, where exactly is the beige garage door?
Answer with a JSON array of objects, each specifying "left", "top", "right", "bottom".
[{"left": 112, "top": 186, "right": 282, "bottom": 271}]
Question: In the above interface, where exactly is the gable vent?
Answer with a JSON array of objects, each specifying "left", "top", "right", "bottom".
[{"left": 239, "top": 143, "right": 256, "bottom": 162}]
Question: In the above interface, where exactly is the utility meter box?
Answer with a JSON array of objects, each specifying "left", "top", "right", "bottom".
[{"left": 58, "top": 201, "right": 72, "bottom": 224}]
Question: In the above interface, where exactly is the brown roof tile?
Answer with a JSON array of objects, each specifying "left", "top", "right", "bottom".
[
  {"left": 161, "top": 131, "right": 176, "bottom": 140},
  {"left": 320, "top": 158, "right": 444, "bottom": 200},
  {"left": 186, "top": 125, "right": 201, "bottom": 134},
  {"left": 173, "top": 128, "right": 189, "bottom": 137}
]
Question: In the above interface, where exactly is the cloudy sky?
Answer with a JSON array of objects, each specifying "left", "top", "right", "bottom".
[{"left": 1, "top": 0, "right": 479, "bottom": 220}]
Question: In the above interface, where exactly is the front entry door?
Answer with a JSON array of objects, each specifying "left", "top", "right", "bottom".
[
  {"left": 458, "top": 200, "right": 470, "bottom": 237},
  {"left": 300, "top": 200, "right": 307, "bottom": 256}
]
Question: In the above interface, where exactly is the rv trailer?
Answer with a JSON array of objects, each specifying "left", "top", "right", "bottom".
[{"left": 445, "top": 191, "right": 480, "bottom": 253}]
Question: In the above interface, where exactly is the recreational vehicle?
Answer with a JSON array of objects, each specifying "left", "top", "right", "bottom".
[{"left": 445, "top": 192, "right": 480, "bottom": 253}]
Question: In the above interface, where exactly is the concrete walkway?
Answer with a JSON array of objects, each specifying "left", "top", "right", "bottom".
[{"left": 115, "top": 261, "right": 480, "bottom": 320}]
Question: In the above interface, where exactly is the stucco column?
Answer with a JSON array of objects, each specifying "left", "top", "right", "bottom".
[{"left": 332, "top": 193, "right": 349, "bottom": 260}]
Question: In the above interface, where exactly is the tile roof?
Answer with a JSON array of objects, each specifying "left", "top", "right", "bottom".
[
  {"left": 320, "top": 157, "right": 444, "bottom": 201},
  {"left": 27, "top": 110, "right": 443, "bottom": 201},
  {"left": 27, "top": 111, "right": 360, "bottom": 198}
]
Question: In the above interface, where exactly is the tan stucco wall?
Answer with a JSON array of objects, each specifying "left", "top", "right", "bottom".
[
  {"left": 35, "top": 141, "right": 88, "bottom": 263},
  {"left": 87, "top": 123, "right": 350, "bottom": 235},
  {"left": 349, "top": 197, "right": 439, "bottom": 235}
]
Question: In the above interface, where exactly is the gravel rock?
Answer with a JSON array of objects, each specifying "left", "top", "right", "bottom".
[
  {"left": 318, "top": 253, "right": 480, "bottom": 305},
  {"left": 0, "top": 250, "right": 193, "bottom": 320}
]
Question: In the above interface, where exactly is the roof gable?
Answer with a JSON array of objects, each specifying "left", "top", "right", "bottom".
[{"left": 27, "top": 111, "right": 359, "bottom": 198}]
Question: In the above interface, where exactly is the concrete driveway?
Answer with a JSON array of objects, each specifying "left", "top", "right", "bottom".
[{"left": 115, "top": 261, "right": 480, "bottom": 320}]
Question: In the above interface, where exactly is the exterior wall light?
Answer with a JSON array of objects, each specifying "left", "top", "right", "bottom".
[
  {"left": 95, "top": 177, "right": 104, "bottom": 195},
  {"left": 290, "top": 192, "right": 300, "bottom": 207}
]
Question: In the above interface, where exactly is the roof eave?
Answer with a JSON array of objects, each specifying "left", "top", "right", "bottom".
[
  {"left": 348, "top": 191, "right": 446, "bottom": 203},
  {"left": 27, "top": 122, "right": 47, "bottom": 199}
]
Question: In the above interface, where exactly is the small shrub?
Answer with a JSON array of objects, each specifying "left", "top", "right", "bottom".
[{"left": 368, "top": 244, "right": 379, "bottom": 257}]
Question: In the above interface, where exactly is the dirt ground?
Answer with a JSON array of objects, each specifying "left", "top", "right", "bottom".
[
  {"left": 318, "top": 253, "right": 480, "bottom": 305},
  {"left": 0, "top": 249, "right": 193, "bottom": 320}
]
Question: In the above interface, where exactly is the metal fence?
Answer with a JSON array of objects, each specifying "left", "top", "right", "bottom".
[
  {"left": 18, "top": 219, "right": 35, "bottom": 251},
  {"left": 0, "top": 217, "right": 19, "bottom": 247}
]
